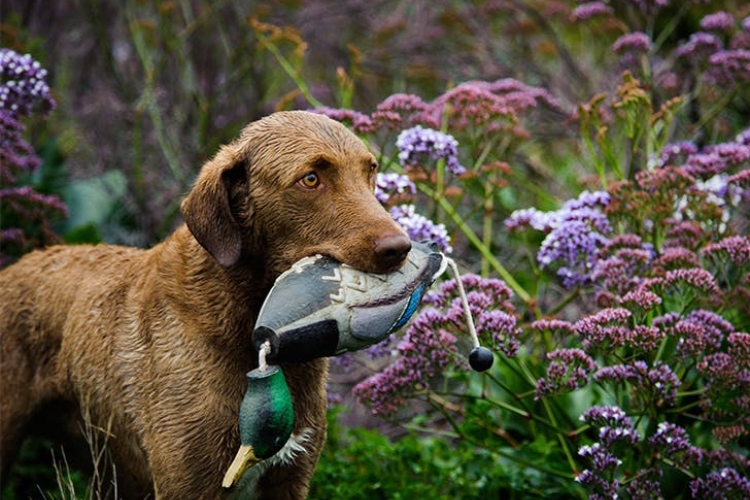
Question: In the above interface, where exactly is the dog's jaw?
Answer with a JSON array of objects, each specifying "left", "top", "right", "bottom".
[{"left": 227, "top": 428, "right": 314, "bottom": 500}]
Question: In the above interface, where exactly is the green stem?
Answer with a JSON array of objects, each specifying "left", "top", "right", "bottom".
[
  {"left": 254, "top": 30, "right": 324, "bottom": 109},
  {"left": 482, "top": 184, "right": 493, "bottom": 278},
  {"left": 541, "top": 397, "right": 578, "bottom": 474},
  {"left": 548, "top": 288, "right": 581, "bottom": 316},
  {"left": 418, "top": 182, "right": 532, "bottom": 304}
]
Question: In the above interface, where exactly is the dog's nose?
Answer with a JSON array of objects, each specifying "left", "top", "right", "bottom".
[{"left": 374, "top": 233, "right": 412, "bottom": 271}]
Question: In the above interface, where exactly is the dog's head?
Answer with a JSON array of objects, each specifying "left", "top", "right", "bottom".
[{"left": 181, "top": 111, "right": 411, "bottom": 277}]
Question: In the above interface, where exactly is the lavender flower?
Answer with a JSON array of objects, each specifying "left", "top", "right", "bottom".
[
  {"left": 619, "top": 288, "right": 662, "bottom": 312},
  {"left": 653, "top": 246, "right": 701, "bottom": 272},
  {"left": 626, "top": 468, "right": 663, "bottom": 500},
  {"left": 690, "top": 468, "right": 750, "bottom": 499},
  {"left": 476, "top": 309, "right": 520, "bottom": 357},
  {"left": 416, "top": 82, "right": 514, "bottom": 131},
  {"left": 645, "top": 267, "right": 722, "bottom": 299},
  {"left": 700, "top": 11, "right": 735, "bottom": 32},
  {"left": 371, "top": 93, "right": 427, "bottom": 129},
  {"left": 708, "top": 49, "right": 750, "bottom": 87},
  {"left": 648, "top": 422, "right": 692, "bottom": 456},
  {"left": 595, "top": 361, "right": 681, "bottom": 408},
  {"left": 425, "top": 273, "right": 514, "bottom": 310},
  {"left": 675, "top": 32, "right": 723, "bottom": 59},
  {"left": 591, "top": 246, "right": 653, "bottom": 296},
  {"left": 667, "top": 309, "right": 734, "bottom": 359},
  {"left": 0, "top": 111, "right": 40, "bottom": 176},
  {"left": 415, "top": 79, "right": 559, "bottom": 133},
  {"left": 504, "top": 207, "right": 555, "bottom": 232},
  {"left": 575, "top": 469, "right": 619, "bottom": 500},
  {"left": 353, "top": 308, "right": 458, "bottom": 416},
  {"left": 314, "top": 107, "right": 375, "bottom": 134},
  {"left": 507, "top": 191, "right": 611, "bottom": 288},
  {"left": 537, "top": 217, "right": 610, "bottom": 288},
  {"left": 1, "top": 49, "right": 65, "bottom": 265},
  {"left": 577, "top": 405, "right": 639, "bottom": 499},
  {"left": 578, "top": 443, "right": 622, "bottom": 471},
  {"left": 374, "top": 172, "right": 416, "bottom": 204},
  {"left": 0, "top": 49, "right": 55, "bottom": 117},
  {"left": 580, "top": 405, "right": 633, "bottom": 428},
  {"left": 395, "top": 125, "right": 465, "bottom": 176},
  {"left": 705, "top": 141, "right": 750, "bottom": 165},
  {"left": 613, "top": 32, "right": 652, "bottom": 54},
  {"left": 535, "top": 348, "right": 598, "bottom": 398},
  {"left": 571, "top": 2, "right": 613, "bottom": 21},
  {"left": 728, "top": 332, "right": 750, "bottom": 362},
  {"left": 389, "top": 204, "right": 452, "bottom": 253},
  {"left": 574, "top": 307, "right": 632, "bottom": 351},
  {"left": 657, "top": 140, "right": 700, "bottom": 168},
  {"left": 530, "top": 318, "right": 575, "bottom": 336}
]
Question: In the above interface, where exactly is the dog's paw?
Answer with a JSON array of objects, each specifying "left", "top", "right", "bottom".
[{"left": 252, "top": 241, "right": 446, "bottom": 363}]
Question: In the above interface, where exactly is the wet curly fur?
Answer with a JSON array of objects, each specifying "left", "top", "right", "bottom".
[{"left": 0, "top": 111, "right": 411, "bottom": 499}]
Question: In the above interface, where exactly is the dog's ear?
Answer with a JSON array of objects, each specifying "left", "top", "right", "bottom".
[{"left": 181, "top": 149, "right": 248, "bottom": 268}]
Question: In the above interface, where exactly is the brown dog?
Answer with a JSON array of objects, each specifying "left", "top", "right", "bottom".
[{"left": 0, "top": 111, "right": 412, "bottom": 499}]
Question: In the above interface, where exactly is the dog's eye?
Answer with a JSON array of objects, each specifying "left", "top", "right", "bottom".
[
  {"left": 299, "top": 172, "right": 320, "bottom": 189},
  {"left": 370, "top": 162, "right": 378, "bottom": 173}
]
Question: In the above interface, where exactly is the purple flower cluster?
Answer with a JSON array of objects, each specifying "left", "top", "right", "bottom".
[
  {"left": 576, "top": 406, "right": 641, "bottom": 499},
  {"left": 395, "top": 125, "right": 465, "bottom": 176},
  {"left": 506, "top": 190, "right": 611, "bottom": 288},
  {"left": 648, "top": 422, "right": 692, "bottom": 457},
  {"left": 477, "top": 309, "right": 521, "bottom": 357},
  {"left": 577, "top": 444, "right": 621, "bottom": 496},
  {"left": 535, "top": 348, "right": 598, "bottom": 398},
  {"left": 353, "top": 308, "right": 458, "bottom": 416},
  {"left": 595, "top": 361, "right": 681, "bottom": 408},
  {"left": 675, "top": 32, "right": 723, "bottom": 59},
  {"left": 312, "top": 107, "right": 374, "bottom": 134},
  {"left": 573, "top": 307, "right": 632, "bottom": 351},
  {"left": 643, "top": 265, "right": 721, "bottom": 302},
  {"left": 371, "top": 93, "right": 428, "bottom": 130},
  {"left": 654, "top": 309, "right": 732, "bottom": 359},
  {"left": 374, "top": 172, "right": 416, "bottom": 204},
  {"left": 1, "top": 49, "right": 65, "bottom": 266},
  {"left": 696, "top": 345, "right": 750, "bottom": 428},
  {"left": 571, "top": 2, "right": 613, "bottom": 22},
  {"left": 672, "top": 9, "right": 750, "bottom": 89},
  {"left": 354, "top": 273, "right": 518, "bottom": 416},
  {"left": 319, "top": 77, "right": 559, "bottom": 139},
  {"left": 427, "top": 273, "right": 520, "bottom": 356},
  {"left": 591, "top": 235, "right": 654, "bottom": 298},
  {"left": 690, "top": 468, "right": 750, "bottom": 499},
  {"left": 613, "top": 32, "right": 652, "bottom": 54},
  {"left": 580, "top": 405, "right": 634, "bottom": 432},
  {"left": 0, "top": 49, "right": 55, "bottom": 117},
  {"left": 388, "top": 204, "right": 451, "bottom": 253},
  {"left": 626, "top": 468, "right": 663, "bottom": 500},
  {"left": 700, "top": 11, "right": 736, "bottom": 32}
]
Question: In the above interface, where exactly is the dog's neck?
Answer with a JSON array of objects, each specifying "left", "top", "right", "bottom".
[{"left": 153, "top": 225, "right": 274, "bottom": 356}]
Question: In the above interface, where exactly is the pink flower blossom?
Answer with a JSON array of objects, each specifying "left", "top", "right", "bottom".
[
  {"left": 701, "top": 235, "right": 750, "bottom": 266},
  {"left": 613, "top": 32, "right": 652, "bottom": 53},
  {"left": 571, "top": 2, "right": 613, "bottom": 21},
  {"left": 700, "top": 11, "right": 735, "bottom": 32}
]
